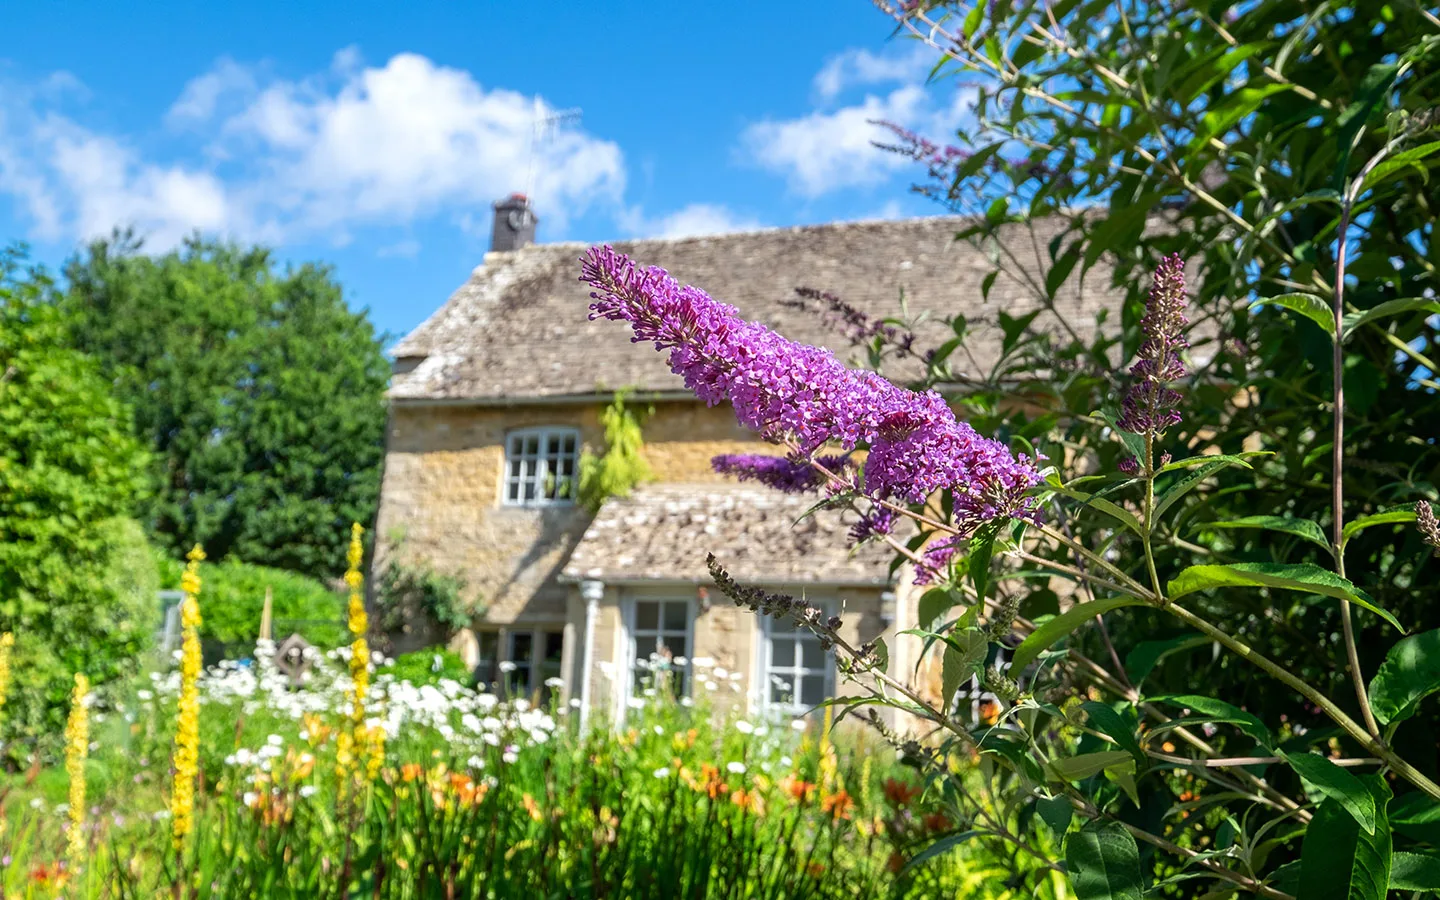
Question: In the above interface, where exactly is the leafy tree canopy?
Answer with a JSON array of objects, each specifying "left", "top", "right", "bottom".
[
  {"left": 63, "top": 233, "right": 391, "bottom": 578},
  {"left": 0, "top": 247, "right": 157, "bottom": 736}
]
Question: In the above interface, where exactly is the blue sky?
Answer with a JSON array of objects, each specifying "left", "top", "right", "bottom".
[{"left": 0, "top": 2, "right": 974, "bottom": 341}]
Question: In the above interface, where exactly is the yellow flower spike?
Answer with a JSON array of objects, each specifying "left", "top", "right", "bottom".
[
  {"left": 339, "top": 523, "right": 382, "bottom": 786},
  {"left": 171, "top": 544, "right": 205, "bottom": 850},
  {"left": 64, "top": 673, "right": 89, "bottom": 871},
  {"left": 0, "top": 632, "right": 15, "bottom": 727}
]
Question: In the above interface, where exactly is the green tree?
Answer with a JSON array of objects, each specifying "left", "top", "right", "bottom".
[
  {"left": 64, "top": 234, "right": 391, "bottom": 578},
  {"left": 0, "top": 247, "right": 156, "bottom": 737}
]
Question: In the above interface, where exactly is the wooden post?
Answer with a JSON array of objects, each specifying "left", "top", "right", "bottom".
[{"left": 259, "top": 586, "right": 273, "bottom": 642}]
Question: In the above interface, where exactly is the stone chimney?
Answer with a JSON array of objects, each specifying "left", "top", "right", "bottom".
[{"left": 490, "top": 193, "right": 537, "bottom": 252}]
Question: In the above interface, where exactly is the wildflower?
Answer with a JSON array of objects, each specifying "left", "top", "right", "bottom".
[
  {"left": 1118, "top": 255, "right": 1188, "bottom": 440},
  {"left": 913, "top": 536, "right": 960, "bottom": 586},
  {"left": 730, "top": 787, "right": 765, "bottom": 816},
  {"left": 882, "top": 777, "right": 921, "bottom": 808},
  {"left": 581, "top": 248, "right": 1042, "bottom": 536},
  {"left": 522, "top": 793, "right": 544, "bottom": 822},
  {"left": 298, "top": 785, "right": 317, "bottom": 799},
  {"left": 1418, "top": 501, "right": 1440, "bottom": 556},
  {"left": 821, "top": 789, "right": 854, "bottom": 821},
  {"left": 922, "top": 811, "right": 952, "bottom": 832},
  {"left": 848, "top": 506, "right": 897, "bottom": 544},
  {"left": 734, "top": 720, "right": 754, "bottom": 735},
  {"left": 341, "top": 523, "right": 383, "bottom": 784},
  {"left": 64, "top": 673, "right": 89, "bottom": 870},
  {"left": 0, "top": 632, "right": 14, "bottom": 727},
  {"left": 727, "top": 761, "right": 747, "bottom": 775},
  {"left": 653, "top": 767, "right": 671, "bottom": 779},
  {"left": 400, "top": 763, "right": 424, "bottom": 783},
  {"left": 171, "top": 544, "right": 205, "bottom": 851},
  {"left": 784, "top": 777, "right": 818, "bottom": 803},
  {"left": 711, "top": 453, "right": 852, "bottom": 494}
]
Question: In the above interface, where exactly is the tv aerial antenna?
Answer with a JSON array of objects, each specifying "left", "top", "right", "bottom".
[{"left": 522, "top": 98, "right": 583, "bottom": 210}]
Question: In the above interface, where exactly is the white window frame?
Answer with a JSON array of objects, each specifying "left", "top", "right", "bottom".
[
  {"left": 477, "top": 626, "right": 565, "bottom": 700},
  {"left": 758, "top": 605, "right": 836, "bottom": 716},
  {"left": 622, "top": 597, "right": 695, "bottom": 707},
  {"left": 502, "top": 427, "right": 580, "bottom": 507}
]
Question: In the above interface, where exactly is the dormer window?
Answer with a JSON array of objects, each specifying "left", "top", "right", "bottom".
[{"left": 504, "top": 427, "right": 580, "bottom": 505}]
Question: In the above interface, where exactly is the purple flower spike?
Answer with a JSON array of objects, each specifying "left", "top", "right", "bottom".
[
  {"left": 712, "top": 453, "right": 851, "bottom": 494},
  {"left": 581, "top": 247, "right": 1042, "bottom": 537},
  {"left": 1118, "top": 254, "right": 1189, "bottom": 437}
]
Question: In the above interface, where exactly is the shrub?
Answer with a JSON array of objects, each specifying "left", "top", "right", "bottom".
[
  {"left": 0, "top": 248, "right": 154, "bottom": 740},
  {"left": 158, "top": 556, "right": 345, "bottom": 650},
  {"left": 386, "top": 648, "right": 473, "bottom": 686}
]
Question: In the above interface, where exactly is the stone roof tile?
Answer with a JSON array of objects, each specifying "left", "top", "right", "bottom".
[
  {"left": 390, "top": 216, "right": 1120, "bottom": 401},
  {"left": 560, "top": 484, "right": 893, "bottom": 586}
]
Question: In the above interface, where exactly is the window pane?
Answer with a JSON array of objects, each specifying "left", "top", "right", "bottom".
[
  {"left": 770, "top": 639, "right": 794, "bottom": 668},
  {"left": 523, "top": 435, "right": 539, "bottom": 455},
  {"left": 771, "top": 616, "right": 797, "bottom": 635},
  {"left": 663, "top": 636, "right": 688, "bottom": 659},
  {"left": 802, "top": 639, "right": 825, "bottom": 669},
  {"left": 509, "top": 632, "right": 534, "bottom": 663},
  {"left": 543, "top": 631, "right": 564, "bottom": 661},
  {"left": 800, "top": 674, "right": 826, "bottom": 707},
  {"left": 663, "top": 602, "right": 687, "bottom": 632},
  {"left": 636, "top": 602, "right": 658, "bottom": 631},
  {"left": 506, "top": 480, "right": 520, "bottom": 502}
]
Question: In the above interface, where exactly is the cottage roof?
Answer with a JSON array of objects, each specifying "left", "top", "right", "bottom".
[
  {"left": 559, "top": 483, "right": 893, "bottom": 587},
  {"left": 390, "top": 216, "right": 1116, "bottom": 402}
]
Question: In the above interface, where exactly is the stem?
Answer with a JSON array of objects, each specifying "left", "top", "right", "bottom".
[
  {"left": 1331, "top": 199, "right": 1382, "bottom": 741},
  {"left": 1165, "top": 601, "right": 1440, "bottom": 800},
  {"left": 1141, "top": 434, "right": 1164, "bottom": 599}
]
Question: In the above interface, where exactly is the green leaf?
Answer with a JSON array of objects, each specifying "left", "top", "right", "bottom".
[
  {"left": 970, "top": 524, "right": 999, "bottom": 607},
  {"left": 1341, "top": 297, "right": 1440, "bottom": 338},
  {"left": 1081, "top": 702, "right": 1146, "bottom": 768},
  {"left": 1297, "top": 775, "right": 1391, "bottom": 900},
  {"left": 1009, "top": 596, "right": 1145, "bottom": 672},
  {"left": 1150, "top": 694, "right": 1271, "bottom": 747},
  {"left": 1124, "top": 634, "right": 1208, "bottom": 685},
  {"left": 1035, "top": 795, "right": 1072, "bottom": 837},
  {"left": 961, "top": 2, "right": 984, "bottom": 41},
  {"left": 1341, "top": 507, "right": 1418, "bottom": 547},
  {"left": 1167, "top": 563, "right": 1404, "bottom": 632},
  {"left": 1199, "top": 515, "right": 1330, "bottom": 549},
  {"left": 1157, "top": 451, "right": 1269, "bottom": 474},
  {"left": 917, "top": 588, "right": 958, "bottom": 632},
  {"left": 901, "top": 830, "right": 982, "bottom": 874},
  {"left": 1368, "top": 628, "right": 1440, "bottom": 726},
  {"left": 1065, "top": 820, "right": 1144, "bottom": 900},
  {"left": 1392, "top": 792, "right": 1440, "bottom": 845},
  {"left": 1359, "top": 140, "right": 1440, "bottom": 195},
  {"left": 1051, "top": 483, "right": 1143, "bottom": 535},
  {"left": 1046, "top": 750, "right": 1135, "bottom": 783},
  {"left": 942, "top": 629, "right": 988, "bottom": 712},
  {"left": 1152, "top": 457, "right": 1250, "bottom": 524},
  {"left": 1252, "top": 292, "right": 1336, "bottom": 336},
  {"left": 1280, "top": 751, "right": 1376, "bottom": 834},
  {"left": 1390, "top": 851, "right": 1440, "bottom": 891}
]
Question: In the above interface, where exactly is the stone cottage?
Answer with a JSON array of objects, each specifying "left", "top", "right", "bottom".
[{"left": 375, "top": 194, "right": 1112, "bottom": 724}]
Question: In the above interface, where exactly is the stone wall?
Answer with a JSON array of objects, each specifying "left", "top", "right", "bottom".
[{"left": 375, "top": 398, "right": 763, "bottom": 626}]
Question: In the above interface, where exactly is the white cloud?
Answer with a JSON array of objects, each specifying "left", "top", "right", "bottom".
[
  {"left": 0, "top": 51, "right": 625, "bottom": 250},
  {"left": 812, "top": 46, "right": 929, "bottom": 101},
  {"left": 623, "top": 202, "right": 763, "bottom": 239},
  {"left": 742, "top": 47, "right": 973, "bottom": 198},
  {"left": 377, "top": 237, "right": 421, "bottom": 258},
  {"left": 214, "top": 51, "right": 624, "bottom": 235},
  {"left": 166, "top": 58, "right": 257, "bottom": 126}
]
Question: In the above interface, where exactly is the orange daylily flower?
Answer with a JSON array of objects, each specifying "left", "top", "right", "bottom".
[{"left": 882, "top": 777, "right": 921, "bottom": 807}]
